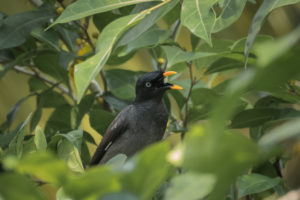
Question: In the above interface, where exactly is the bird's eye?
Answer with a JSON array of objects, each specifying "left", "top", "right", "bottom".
[{"left": 145, "top": 82, "right": 152, "bottom": 88}]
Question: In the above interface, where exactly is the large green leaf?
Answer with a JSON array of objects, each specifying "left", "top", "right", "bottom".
[
  {"left": 165, "top": 173, "right": 216, "bottom": 200},
  {"left": 116, "top": 0, "right": 179, "bottom": 47},
  {"left": 74, "top": 13, "right": 149, "bottom": 102},
  {"left": 51, "top": 0, "right": 160, "bottom": 26},
  {"left": 0, "top": 173, "right": 44, "bottom": 200},
  {"left": 181, "top": 0, "right": 217, "bottom": 46},
  {"left": 237, "top": 173, "right": 281, "bottom": 198},
  {"left": 120, "top": 142, "right": 170, "bottom": 200},
  {"left": 64, "top": 167, "right": 121, "bottom": 200},
  {"left": 161, "top": 45, "right": 217, "bottom": 67},
  {"left": 213, "top": 0, "right": 247, "bottom": 32},
  {"left": 0, "top": 8, "right": 54, "bottom": 49},
  {"left": 244, "top": 0, "right": 300, "bottom": 65}
]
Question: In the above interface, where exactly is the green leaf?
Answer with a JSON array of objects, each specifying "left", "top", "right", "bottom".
[
  {"left": 51, "top": 0, "right": 160, "bottom": 27},
  {"left": 64, "top": 167, "right": 121, "bottom": 200},
  {"left": 205, "top": 58, "right": 244, "bottom": 74},
  {"left": 191, "top": 88, "right": 220, "bottom": 106},
  {"left": 31, "top": 27, "right": 60, "bottom": 51},
  {"left": 120, "top": 142, "right": 170, "bottom": 200},
  {"left": 165, "top": 173, "right": 216, "bottom": 200},
  {"left": 0, "top": 114, "right": 31, "bottom": 148},
  {"left": 28, "top": 77, "right": 49, "bottom": 92},
  {"left": 74, "top": 13, "right": 149, "bottom": 102},
  {"left": 244, "top": 0, "right": 300, "bottom": 65},
  {"left": 0, "top": 173, "right": 44, "bottom": 200},
  {"left": 116, "top": 0, "right": 179, "bottom": 47},
  {"left": 57, "top": 139, "right": 84, "bottom": 173},
  {"left": 230, "top": 108, "right": 300, "bottom": 128},
  {"left": 254, "top": 26, "right": 300, "bottom": 67},
  {"left": 0, "top": 8, "right": 54, "bottom": 49},
  {"left": 181, "top": 0, "right": 216, "bottom": 45},
  {"left": 237, "top": 173, "right": 281, "bottom": 198},
  {"left": 14, "top": 152, "right": 70, "bottom": 185},
  {"left": 6, "top": 95, "right": 31, "bottom": 127},
  {"left": 7, "top": 125, "right": 25, "bottom": 158},
  {"left": 54, "top": 25, "right": 78, "bottom": 52},
  {"left": 161, "top": 45, "right": 217, "bottom": 67},
  {"left": 34, "top": 52, "right": 69, "bottom": 85},
  {"left": 54, "top": 129, "right": 83, "bottom": 153},
  {"left": 89, "top": 109, "right": 116, "bottom": 135},
  {"left": 119, "top": 25, "right": 171, "bottom": 56},
  {"left": 259, "top": 119, "right": 300, "bottom": 147},
  {"left": 104, "top": 69, "right": 143, "bottom": 100},
  {"left": 34, "top": 126, "right": 47, "bottom": 152},
  {"left": 213, "top": 0, "right": 247, "bottom": 32}
]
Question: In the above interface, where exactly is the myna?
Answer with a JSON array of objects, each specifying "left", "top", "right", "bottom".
[{"left": 90, "top": 70, "right": 182, "bottom": 165}]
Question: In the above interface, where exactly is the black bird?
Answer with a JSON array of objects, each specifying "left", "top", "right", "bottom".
[{"left": 90, "top": 70, "right": 182, "bottom": 165}]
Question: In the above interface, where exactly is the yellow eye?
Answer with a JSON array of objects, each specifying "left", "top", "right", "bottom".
[{"left": 145, "top": 82, "right": 152, "bottom": 88}]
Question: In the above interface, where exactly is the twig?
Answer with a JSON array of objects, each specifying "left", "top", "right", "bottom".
[
  {"left": 13, "top": 66, "right": 76, "bottom": 101},
  {"left": 181, "top": 61, "right": 196, "bottom": 140},
  {"left": 90, "top": 80, "right": 103, "bottom": 97}
]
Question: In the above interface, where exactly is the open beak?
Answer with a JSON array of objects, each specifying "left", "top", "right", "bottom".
[{"left": 162, "top": 71, "right": 183, "bottom": 90}]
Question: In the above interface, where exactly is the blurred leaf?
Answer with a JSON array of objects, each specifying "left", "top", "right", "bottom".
[
  {"left": 119, "top": 25, "right": 171, "bottom": 56},
  {"left": 30, "top": 106, "right": 42, "bottom": 132},
  {"left": 231, "top": 35, "right": 273, "bottom": 53},
  {"left": 259, "top": 119, "right": 300, "bottom": 147},
  {"left": 168, "top": 90, "right": 185, "bottom": 109},
  {"left": 106, "top": 154, "right": 127, "bottom": 171},
  {"left": 74, "top": 13, "right": 149, "bottom": 102},
  {"left": 237, "top": 173, "right": 281, "bottom": 198},
  {"left": 231, "top": 108, "right": 300, "bottom": 128},
  {"left": 205, "top": 58, "right": 243, "bottom": 74},
  {"left": 213, "top": 0, "right": 247, "bottom": 32},
  {"left": 59, "top": 50, "right": 76, "bottom": 69},
  {"left": 34, "top": 52, "right": 69, "bottom": 85},
  {"left": 181, "top": 0, "right": 216, "bottom": 45},
  {"left": 38, "top": 89, "right": 68, "bottom": 108},
  {"left": 7, "top": 124, "right": 25, "bottom": 158},
  {"left": 191, "top": 88, "right": 220, "bottom": 106},
  {"left": 116, "top": 0, "right": 179, "bottom": 47},
  {"left": 254, "top": 26, "right": 300, "bottom": 67},
  {"left": 0, "top": 114, "right": 31, "bottom": 148},
  {"left": 100, "top": 193, "right": 139, "bottom": 200},
  {"left": 56, "top": 187, "right": 72, "bottom": 200},
  {"left": 244, "top": 0, "right": 300, "bottom": 65},
  {"left": 183, "top": 126, "right": 258, "bottom": 199},
  {"left": 165, "top": 173, "right": 216, "bottom": 200},
  {"left": 0, "top": 8, "right": 54, "bottom": 49},
  {"left": 0, "top": 49, "right": 14, "bottom": 62},
  {"left": 57, "top": 139, "right": 84, "bottom": 173},
  {"left": 23, "top": 136, "right": 36, "bottom": 155},
  {"left": 31, "top": 27, "right": 60, "bottom": 51},
  {"left": 12, "top": 152, "right": 70, "bottom": 185},
  {"left": 254, "top": 96, "right": 288, "bottom": 108},
  {"left": 104, "top": 69, "right": 143, "bottom": 100},
  {"left": 64, "top": 167, "right": 120, "bottom": 200},
  {"left": 90, "top": 109, "right": 116, "bottom": 135},
  {"left": 34, "top": 126, "right": 47, "bottom": 152},
  {"left": 120, "top": 142, "right": 170, "bottom": 200},
  {"left": 77, "top": 93, "right": 96, "bottom": 125},
  {"left": 161, "top": 45, "right": 217, "bottom": 67},
  {"left": 51, "top": 0, "right": 159, "bottom": 27},
  {"left": 0, "top": 173, "right": 44, "bottom": 200}
]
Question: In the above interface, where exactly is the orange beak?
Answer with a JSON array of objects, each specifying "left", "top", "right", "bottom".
[
  {"left": 163, "top": 71, "right": 177, "bottom": 77},
  {"left": 162, "top": 71, "right": 183, "bottom": 90}
]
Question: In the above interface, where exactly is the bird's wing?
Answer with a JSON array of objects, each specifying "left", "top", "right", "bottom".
[{"left": 89, "top": 106, "right": 131, "bottom": 165}]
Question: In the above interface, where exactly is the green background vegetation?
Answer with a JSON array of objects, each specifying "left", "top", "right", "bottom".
[{"left": 0, "top": 0, "right": 300, "bottom": 199}]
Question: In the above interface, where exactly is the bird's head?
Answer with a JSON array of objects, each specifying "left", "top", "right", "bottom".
[{"left": 135, "top": 71, "right": 182, "bottom": 103}]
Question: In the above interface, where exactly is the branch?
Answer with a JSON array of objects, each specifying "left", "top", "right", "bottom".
[
  {"left": 90, "top": 79, "right": 103, "bottom": 97},
  {"left": 13, "top": 66, "right": 76, "bottom": 101},
  {"left": 181, "top": 61, "right": 196, "bottom": 139}
]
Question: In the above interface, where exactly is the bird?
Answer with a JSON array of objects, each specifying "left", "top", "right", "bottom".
[{"left": 90, "top": 70, "right": 182, "bottom": 165}]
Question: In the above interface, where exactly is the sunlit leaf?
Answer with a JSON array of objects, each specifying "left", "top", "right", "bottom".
[
  {"left": 34, "top": 126, "right": 47, "bottom": 152},
  {"left": 51, "top": 0, "right": 160, "bottom": 27}
]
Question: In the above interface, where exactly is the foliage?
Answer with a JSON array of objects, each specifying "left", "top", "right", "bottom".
[{"left": 1, "top": 0, "right": 300, "bottom": 200}]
